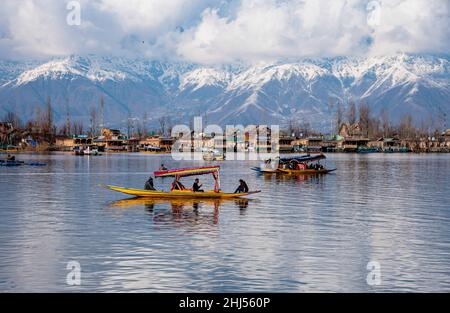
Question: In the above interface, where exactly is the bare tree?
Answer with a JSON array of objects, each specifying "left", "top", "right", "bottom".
[
  {"left": 347, "top": 100, "right": 357, "bottom": 125},
  {"left": 419, "top": 118, "right": 430, "bottom": 137},
  {"left": 142, "top": 111, "right": 149, "bottom": 138},
  {"left": 335, "top": 102, "right": 343, "bottom": 133},
  {"left": 34, "top": 106, "right": 41, "bottom": 133},
  {"left": 72, "top": 120, "right": 84, "bottom": 135},
  {"left": 89, "top": 106, "right": 98, "bottom": 137},
  {"left": 158, "top": 116, "right": 169, "bottom": 136},
  {"left": 158, "top": 117, "right": 165, "bottom": 136},
  {"left": 369, "top": 117, "right": 381, "bottom": 138},
  {"left": 287, "top": 118, "right": 300, "bottom": 137},
  {"left": 359, "top": 102, "right": 371, "bottom": 137},
  {"left": 167, "top": 117, "right": 174, "bottom": 137},
  {"left": 65, "top": 99, "right": 71, "bottom": 137},
  {"left": 2, "top": 111, "right": 22, "bottom": 129},
  {"left": 100, "top": 96, "right": 105, "bottom": 130},
  {"left": 45, "top": 98, "right": 52, "bottom": 132},
  {"left": 44, "top": 97, "right": 55, "bottom": 142},
  {"left": 399, "top": 113, "right": 415, "bottom": 139},
  {"left": 380, "top": 107, "right": 391, "bottom": 137},
  {"left": 126, "top": 113, "right": 135, "bottom": 138},
  {"left": 299, "top": 120, "right": 311, "bottom": 137}
]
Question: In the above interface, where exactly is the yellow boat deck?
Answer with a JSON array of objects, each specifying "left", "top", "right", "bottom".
[{"left": 106, "top": 185, "right": 260, "bottom": 199}]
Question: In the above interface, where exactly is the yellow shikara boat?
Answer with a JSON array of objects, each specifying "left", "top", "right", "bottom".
[
  {"left": 106, "top": 166, "right": 260, "bottom": 199},
  {"left": 106, "top": 185, "right": 259, "bottom": 199}
]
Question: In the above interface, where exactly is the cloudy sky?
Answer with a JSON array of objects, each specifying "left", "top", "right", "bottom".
[{"left": 0, "top": 0, "right": 448, "bottom": 63}]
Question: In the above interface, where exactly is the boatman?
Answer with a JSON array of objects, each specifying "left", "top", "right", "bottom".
[
  {"left": 144, "top": 176, "right": 156, "bottom": 190},
  {"left": 234, "top": 179, "right": 249, "bottom": 193},
  {"left": 159, "top": 164, "right": 167, "bottom": 171},
  {"left": 193, "top": 178, "right": 204, "bottom": 192},
  {"left": 173, "top": 179, "right": 186, "bottom": 191}
]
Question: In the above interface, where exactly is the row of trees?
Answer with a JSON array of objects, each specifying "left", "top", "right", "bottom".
[
  {"left": 2, "top": 96, "right": 176, "bottom": 143},
  {"left": 3, "top": 97, "right": 445, "bottom": 143},
  {"left": 3, "top": 98, "right": 57, "bottom": 143},
  {"left": 285, "top": 100, "right": 444, "bottom": 139},
  {"left": 335, "top": 100, "right": 441, "bottom": 139}
]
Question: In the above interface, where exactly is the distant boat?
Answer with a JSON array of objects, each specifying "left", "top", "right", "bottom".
[
  {"left": 202, "top": 149, "right": 225, "bottom": 161},
  {"left": 73, "top": 145, "right": 100, "bottom": 156},
  {"left": 383, "top": 147, "right": 410, "bottom": 153},
  {"left": 252, "top": 154, "right": 336, "bottom": 175},
  {"left": 0, "top": 160, "right": 47, "bottom": 167},
  {"left": 357, "top": 146, "right": 380, "bottom": 153},
  {"left": 0, "top": 160, "right": 22, "bottom": 167},
  {"left": 83, "top": 146, "right": 99, "bottom": 156}
]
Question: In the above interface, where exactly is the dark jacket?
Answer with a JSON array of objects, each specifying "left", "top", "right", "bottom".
[
  {"left": 193, "top": 182, "right": 203, "bottom": 192},
  {"left": 145, "top": 178, "right": 156, "bottom": 190},
  {"left": 235, "top": 181, "right": 249, "bottom": 193}
]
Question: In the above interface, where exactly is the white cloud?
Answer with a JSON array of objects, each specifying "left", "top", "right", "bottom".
[{"left": 0, "top": 0, "right": 448, "bottom": 63}]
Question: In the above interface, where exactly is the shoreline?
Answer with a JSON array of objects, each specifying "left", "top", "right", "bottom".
[{"left": 1, "top": 150, "right": 449, "bottom": 156}]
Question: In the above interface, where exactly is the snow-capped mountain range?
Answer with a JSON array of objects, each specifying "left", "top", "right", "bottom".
[{"left": 0, "top": 53, "right": 449, "bottom": 131}]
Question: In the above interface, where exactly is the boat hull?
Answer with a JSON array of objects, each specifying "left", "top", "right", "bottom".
[
  {"left": 277, "top": 168, "right": 336, "bottom": 175},
  {"left": 252, "top": 167, "right": 336, "bottom": 175},
  {"left": 0, "top": 162, "right": 22, "bottom": 167},
  {"left": 251, "top": 167, "right": 280, "bottom": 174},
  {"left": 106, "top": 185, "right": 260, "bottom": 199}
]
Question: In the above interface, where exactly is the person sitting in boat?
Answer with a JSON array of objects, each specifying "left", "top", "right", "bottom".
[
  {"left": 160, "top": 164, "right": 168, "bottom": 171},
  {"left": 6, "top": 154, "right": 15, "bottom": 161},
  {"left": 173, "top": 179, "right": 186, "bottom": 191},
  {"left": 144, "top": 176, "right": 156, "bottom": 191},
  {"left": 193, "top": 178, "right": 204, "bottom": 192},
  {"left": 234, "top": 179, "right": 249, "bottom": 194}
]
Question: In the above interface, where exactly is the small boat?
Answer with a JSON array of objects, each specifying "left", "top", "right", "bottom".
[
  {"left": 252, "top": 154, "right": 336, "bottom": 175},
  {"left": 73, "top": 146, "right": 84, "bottom": 156},
  {"left": 357, "top": 146, "right": 380, "bottom": 153},
  {"left": 0, "top": 159, "right": 48, "bottom": 167},
  {"left": 26, "top": 162, "right": 48, "bottom": 167},
  {"left": 202, "top": 149, "right": 225, "bottom": 161},
  {"left": 83, "top": 146, "right": 99, "bottom": 156},
  {"left": 0, "top": 160, "right": 23, "bottom": 167},
  {"left": 73, "top": 145, "right": 100, "bottom": 156},
  {"left": 106, "top": 166, "right": 260, "bottom": 199}
]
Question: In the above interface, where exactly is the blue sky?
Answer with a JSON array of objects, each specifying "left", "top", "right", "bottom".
[{"left": 0, "top": 0, "right": 448, "bottom": 63}]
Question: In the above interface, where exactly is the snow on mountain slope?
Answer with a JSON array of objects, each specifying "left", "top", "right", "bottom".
[{"left": 0, "top": 53, "right": 448, "bottom": 131}]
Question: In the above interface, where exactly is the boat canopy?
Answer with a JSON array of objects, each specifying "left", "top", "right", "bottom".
[
  {"left": 154, "top": 166, "right": 220, "bottom": 178},
  {"left": 279, "top": 154, "right": 326, "bottom": 164},
  {"left": 154, "top": 166, "right": 221, "bottom": 192}
]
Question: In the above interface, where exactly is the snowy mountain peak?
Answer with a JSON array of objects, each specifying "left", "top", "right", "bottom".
[
  {"left": 0, "top": 53, "right": 449, "bottom": 131},
  {"left": 180, "top": 68, "right": 231, "bottom": 91}
]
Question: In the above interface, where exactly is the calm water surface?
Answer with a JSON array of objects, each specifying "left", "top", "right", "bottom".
[{"left": 0, "top": 153, "right": 449, "bottom": 292}]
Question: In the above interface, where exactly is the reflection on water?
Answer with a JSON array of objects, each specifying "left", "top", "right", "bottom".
[
  {"left": 0, "top": 153, "right": 449, "bottom": 292},
  {"left": 109, "top": 198, "right": 254, "bottom": 228}
]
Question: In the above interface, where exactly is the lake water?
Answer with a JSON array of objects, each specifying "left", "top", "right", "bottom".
[{"left": 0, "top": 153, "right": 449, "bottom": 292}]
